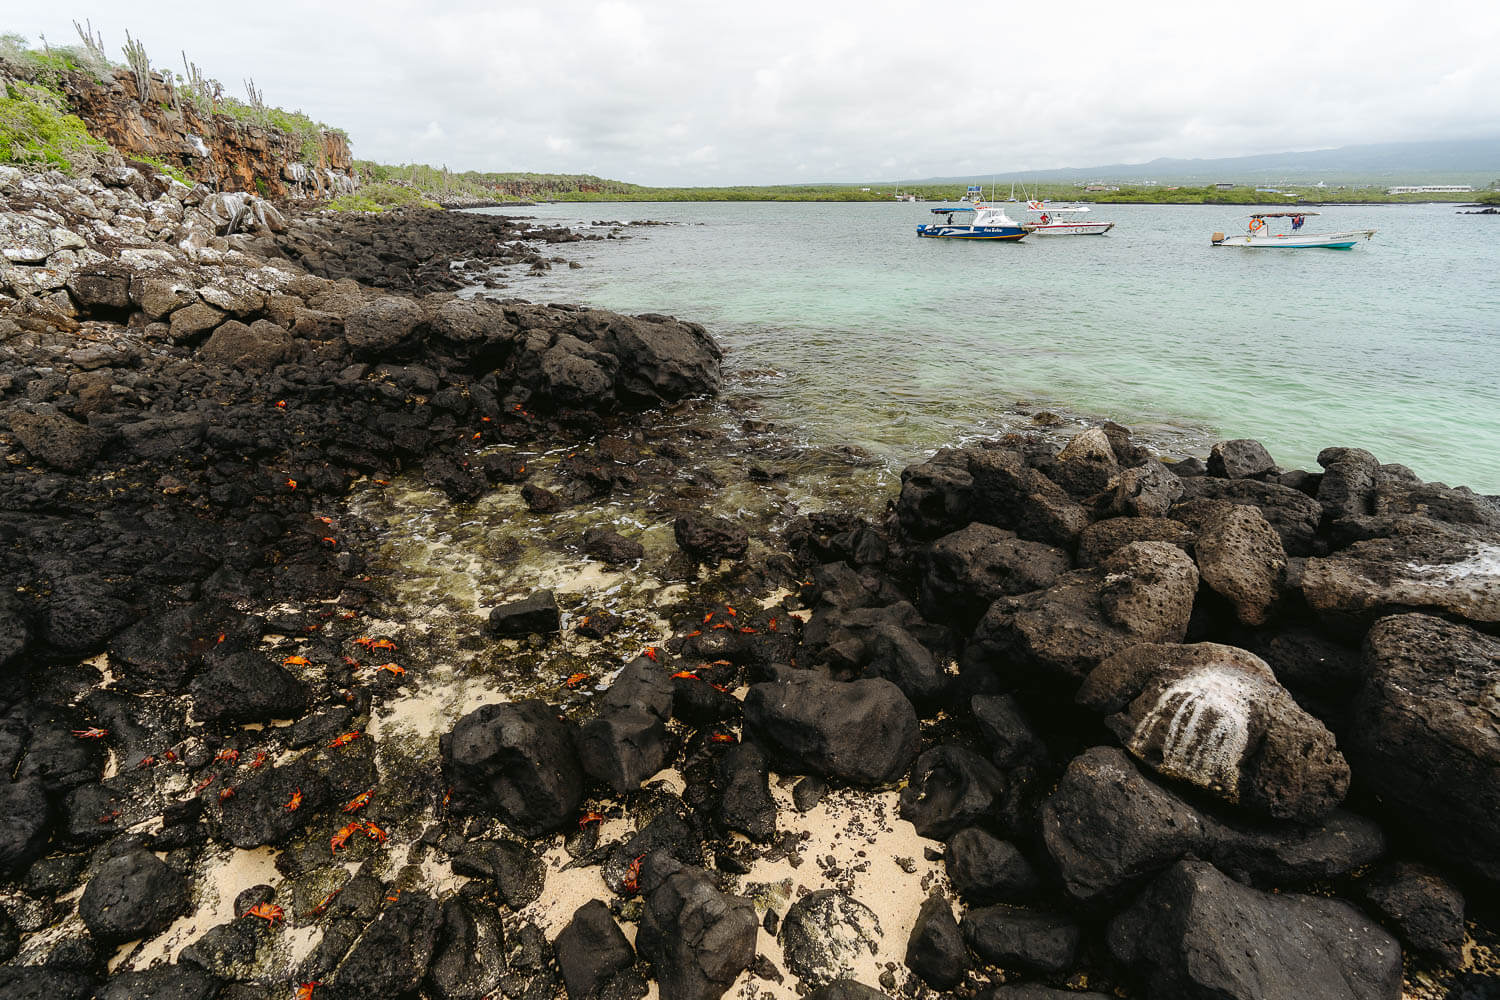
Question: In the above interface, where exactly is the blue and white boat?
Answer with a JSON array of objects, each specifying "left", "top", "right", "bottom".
[{"left": 917, "top": 204, "right": 1028, "bottom": 241}]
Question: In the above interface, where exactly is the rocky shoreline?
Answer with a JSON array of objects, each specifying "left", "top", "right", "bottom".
[{"left": 3, "top": 164, "right": 1500, "bottom": 1000}]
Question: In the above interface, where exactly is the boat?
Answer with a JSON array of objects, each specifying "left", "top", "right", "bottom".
[
  {"left": 1021, "top": 200, "right": 1115, "bottom": 236},
  {"left": 916, "top": 204, "right": 1027, "bottom": 241},
  {"left": 1211, "top": 212, "right": 1375, "bottom": 249}
]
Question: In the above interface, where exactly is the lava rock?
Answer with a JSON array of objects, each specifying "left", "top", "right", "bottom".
[
  {"left": 486, "top": 590, "right": 561, "bottom": 638},
  {"left": 863, "top": 624, "right": 948, "bottom": 706},
  {"left": 442, "top": 700, "right": 584, "bottom": 836},
  {"left": 807, "top": 982, "right": 891, "bottom": 1000},
  {"left": 554, "top": 899, "right": 636, "bottom": 1000},
  {"left": 78, "top": 848, "right": 191, "bottom": 945},
  {"left": 8, "top": 410, "right": 103, "bottom": 472},
  {"left": 1077, "top": 642, "right": 1349, "bottom": 822},
  {"left": 945, "top": 828, "right": 1040, "bottom": 904},
  {"left": 674, "top": 513, "right": 749, "bottom": 564},
  {"left": 967, "top": 449, "right": 1092, "bottom": 548},
  {"left": 0, "top": 968, "right": 99, "bottom": 1000},
  {"left": 1348, "top": 613, "right": 1500, "bottom": 881},
  {"left": 332, "top": 891, "right": 442, "bottom": 995},
  {"left": 960, "top": 906, "right": 1080, "bottom": 975},
  {"left": 1051, "top": 427, "right": 1119, "bottom": 497},
  {"left": 189, "top": 649, "right": 309, "bottom": 724},
  {"left": 583, "top": 527, "right": 645, "bottom": 565},
  {"left": 717, "top": 743, "right": 777, "bottom": 841},
  {"left": 780, "top": 890, "right": 883, "bottom": 987},
  {"left": 1359, "top": 861, "right": 1465, "bottom": 969},
  {"left": 636, "top": 854, "right": 757, "bottom": 1000},
  {"left": 1183, "top": 502, "right": 1288, "bottom": 625},
  {"left": 198, "top": 318, "right": 293, "bottom": 369},
  {"left": 744, "top": 673, "right": 918, "bottom": 786},
  {"left": 1096, "top": 460, "right": 1185, "bottom": 519},
  {"left": 1108, "top": 860, "right": 1402, "bottom": 1000},
  {"left": 1208, "top": 439, "right": 1277, "bottom": 480},
  {"left": 898, "top": 746, "right": 1007, "bottom": 840},
  {"left": 0, "top": 779, "right": 51, "bottom": 876},
  {"left": 576, "top": 708, "right": 670, "bottom": 794},
  {"left": 427, "top": 897, "right": 507, "bottom": 1000},
  {"left": 1175, "top": 476, "right": 1324, "bottom": 556},
  {"left": 920, "top": 523, "right": 1070, "bottom": 628},
  {"left": 904, "top": 894, "right": 969, "bottom": 989},
  {"left": 344, "top": 295, "right": 424, "bottom": 353},
  {"left": 1301, "top": 522, "right": 1500, "bottom": 626},
  {"left": 96, "top": 964, "right": 221, "bottom": 1000}
]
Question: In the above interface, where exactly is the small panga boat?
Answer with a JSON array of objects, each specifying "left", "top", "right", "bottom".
[
  {"left": 1021, "top": 201, "right": 1115, "bottom": 236},
  {"left": 1212, "top": 212, "right": 1375, "bottom": 249}
]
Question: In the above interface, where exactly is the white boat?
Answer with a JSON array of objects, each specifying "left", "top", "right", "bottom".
[
  {"left": 1212, "top": 212, "right": 1375, "bottom": 249},
  {"left": 1021, "top": 200, "right": 1115, "bottom": 236}
]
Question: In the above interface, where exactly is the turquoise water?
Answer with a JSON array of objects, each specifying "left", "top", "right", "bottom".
[{"left": 472, "top": 202, "right": 1500, "bottom": 492}]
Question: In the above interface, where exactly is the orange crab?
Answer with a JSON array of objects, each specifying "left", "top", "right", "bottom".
[
  {"left": 579, "top": 811, "right": 605, "bottom": 829},
  {"left": 564, "top": 672, "right": 589, "bottom": 689},
  {"left": 286, "top": 478, "right": 297, "bottom": 490},
  {"left": 724, "top": 606, "right": 737, "bottom": 616},
  {"left": 250, "top": 752, "right": 266, "bottom": 768},
  {"left": 137, "top": 755, "right": 156, "bottom": 769},
  {"left": 219, "top": 787, "right": 236, "bottom": 802},
  {"left": 296, "top": 983, "right": 321, "bottom": 1000},
  {"left": 329, "top": 731, "right": 362, "bottom": 749},
  {"left": 710, "top": 733, "right": 737, "bottom": 744},
  {"left": 739, "top": 626, "right": 758, "bottom": 634},
  {"left": 375, "top": 662, "right": 405, "bottom": 677},
  {"left": 352, "top": 637, "right": 374, "bottom": 647},
  {"left": 362, "top": 821, "right": 388, "bottom": 844},
  {"left": 215, "top": 748, "right": 240, "bottom": 764},
  {"left": 310, "top": 889, "right": 339, "bottom": 916},
  {"left": 282, "top": 655, "right": 310, "bottom": 666},
  {"left": 622, "top": 853, "right": 646, "bottom": 894},
  {"left": 284, "top": 788, "right": 303, "bottom": 811},
  {"left": 98, "top": 810, "right": 119, "bottom": 824},
  {"left": 193, "top": 774, "right": 217, "bottom": 793},
  {"left": 769, "top": 618, "right": 778, "bottom": 631},
  {"left": 274, "top": 400, "right": 287, "bottom": 409},
  {"left": 72, "top": 728, "right": 108, "bottom": 739},
  {"left": 330, "top": 821, "right": 363, "bottom": 853},
  {"left": 641, "top": 647, "right": 659, "bottom": 662},
  {"left": 342, "top": 789, "right": 374, "bottom": 813},
  {"left": 671, "top": 671, "right": 699, "bottom": 680},
  {"left": 369, "top": 639, "right": 398, "bottom": 651},
  {"left": 702, "top": 612, "right": 714, "bottom": 624},
  {"left": 244, "top": 902, "right": 284, "bottom": 926},
  {"left": 321, "top": 536, "right": 338, "bottom": 547}
]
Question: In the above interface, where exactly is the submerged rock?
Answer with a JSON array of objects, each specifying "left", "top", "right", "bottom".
[{"left": 485, "top": 590, "right": 561, "bottom": 638}]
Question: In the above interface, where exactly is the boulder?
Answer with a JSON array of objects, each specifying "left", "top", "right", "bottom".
[
  {"left": 1301, "top": 522, "right": 1500, "bottom": 626},
  {"left": 576, "top": 708, "right": 669, "bottom": 795},
  {"left": 966, "top": 542, "right": 1197, "bottom": 688},
  {"left": 1348, "top": 613, "right": 1500, "bottom": 881},
  {"left": 78, "top": 849, "right": 191, "bottom": 945},
  {"left": 1050, "top": 427, "right": 1119, "bottom": 497},
  {"left": 674, "top": 513, "right": 749, "bottom": 563},
  {"left": 189, "top": 650, "right": 309, "bottom": 724},
  {"left": 38, "top": 572, "right": 134, "bottom": 653},
  {"left": 9, "top": 410, "right": 102, "bottom": 472},
  {"left": 717, "top": 743, "right": 777, "bottom": 841},
  {"left": 968, "top": 449, "right": 1091, "bottom": 548},
  {"left": 1181, "top": 502, "right": 1287, "bottom": 625},
  {"left": 1107, "top": 860, "right": 1402, "bottom": 1000},
  {"left": 1315, "top": 446, "right": 1380, "bottom": 521},
  {"left": 554, "top": 899, "right": 636, "bottom": 1000},
  {"left": 1041, "top": 747, "right": 1381, "bottom": 906},
  {"left": 332, "top": 891, "right": 442, "bottom": 996},
  {"left": 808, "top": 982, "right": 891, "bottom": 1000},
  {"left": 920, "top": 523, "right": 1069, "bottom": 627},
  {"left": 168, "top": 301, "right": 225, "bottom": 342},
  {"left": 0, "top": 779, "right": 50, "bottom": 876},
  {"left": 442, "top": 700, "right": 584, "bottom": 836},
  {"left": 598, "top": 657, "right": 676, "bottom": 722},
  {"left": 486, "top": 590, "right": 561, "bottom": 638},
  {"left": 0, "top": 968, "right": 98, "bottom": 1000},
  {"left": 427, "top": 897, "right": 507, "bottom": 1000},
  {"left": 945, "top": 828, "right": 1040, "bottom": 904},
  {"left": 779, "top": 890, "right": 882, "bottom": 986},
  {"left": 1175, "top": 476, "right": 1323, "bottom": 556},
  {"left": 344, "top": 295, "right": 424, "bottom": 353},
  {"left": 636, "top": 854, "right": 757, "bottom": 1000},
  {"left": 960, "top": 906, "right": 1080, "bottom": 975},
  {"left": 895, "top": 452, "right": 974, "bottom": 540},
  {"left": 904, "top": 895, "right": 968, "bottom": 990},
  {"left": 584, "top": 527, "right": 645, "bottom": 565},
  {"left": 898, "top": 746, "right": 1007, "bottom": 840},
  {"left": 198, "top": 318, "right": 293, "bottom": 369},
  {"left": 602, "top": 313, "right": 723, "bottom": 405},
  {"left": 1208, "top": 439, "right": 1277, "bottom": 479},
  {"left": 96, "top": 965, "right": 220, "bottom": 1000},
  {"left": 1358, "top": 861, "right": 1465, "bottom": 969},
  {"left": 1077, "top": 642, "right": 1348, "bottom": 822},
  {"left": 862, "top": 624, "right": 947, "bottom": 705},
  {"left": 744, "top": 673, "right": 918, "bottom": 786},
  {"left": 1096, "top": 460, "right": 1185, "bottom": 518}
]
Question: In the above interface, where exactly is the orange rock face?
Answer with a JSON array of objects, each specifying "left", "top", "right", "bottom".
[{"left": 60, "top": 68, "right": 352, "bottom": 198}]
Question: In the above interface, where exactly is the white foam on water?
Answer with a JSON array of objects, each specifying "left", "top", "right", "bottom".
[{"left": 1131, "top": 665, "right": 1256, "bottom": 797}]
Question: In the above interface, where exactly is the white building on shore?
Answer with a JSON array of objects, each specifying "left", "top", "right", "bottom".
[{"left": 1386, "top": 185, "right": 1474, "bottom": 194}]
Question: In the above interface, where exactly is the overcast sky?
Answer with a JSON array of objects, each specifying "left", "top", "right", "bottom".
[{"left": 9, "top": 0, "right": 1499, "bottom": 184}]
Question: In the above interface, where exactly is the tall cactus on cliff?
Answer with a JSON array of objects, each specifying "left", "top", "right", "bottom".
[
  {"left": 121, "top": 31, "right": 151, "bottom": 103},
  {"left": 71, "top": 19, "right": 110, "bottom": 78}
]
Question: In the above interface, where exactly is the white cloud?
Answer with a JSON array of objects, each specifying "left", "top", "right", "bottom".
[{"left": 15, "top": 0, "right": 1500, "bottom": 183}]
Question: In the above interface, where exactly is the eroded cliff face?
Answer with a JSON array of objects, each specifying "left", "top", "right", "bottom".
[{"left": 55, "top": 66, "right": 352, "bottom": 198}]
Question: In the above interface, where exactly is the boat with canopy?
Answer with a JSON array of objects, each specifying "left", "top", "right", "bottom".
[
  {"left": 1211, "top": 212, "right": 1375, "bottom": 249},
  {"left": 916, "top": 204, "right": 1027, "bottom": 241},
  {"left": 1020, "top": 200, "right": 1115, "bottom": 236}
]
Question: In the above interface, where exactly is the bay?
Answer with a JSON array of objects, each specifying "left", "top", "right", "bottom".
[{"left": 471, "top": 201, "right": 1500, "bottom": 492}]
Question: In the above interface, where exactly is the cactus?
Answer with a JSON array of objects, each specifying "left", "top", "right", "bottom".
[{"left": 122, "top": 31, "right": 151, "bottom": 103}]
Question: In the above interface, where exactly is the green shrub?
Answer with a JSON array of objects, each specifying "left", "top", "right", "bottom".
[
  {"left": 0, "top": 77, "right": 109, "bottom": 170},
  {"left": 327, "top": 182, "right": 440, "bottom": 212}
]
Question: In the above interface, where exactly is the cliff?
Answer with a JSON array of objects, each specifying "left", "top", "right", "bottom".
[{"left": 5, "top": 59, "right": 352, "bottom": 198}]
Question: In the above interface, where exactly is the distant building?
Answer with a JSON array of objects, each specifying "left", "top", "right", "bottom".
[
  {"left": 1083, "top": 184, "right": 1119, "bottom": 192},
  {"left": 1214, "top": 182, "right": 1235, "bottom": 190},
  {"left": 1386, "top": 184, "right": 1473, "bottom": 194}
]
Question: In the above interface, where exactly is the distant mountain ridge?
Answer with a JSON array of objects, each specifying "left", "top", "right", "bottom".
[{"left": 900, "top": 137, "right": 1500, "bottom": 187}]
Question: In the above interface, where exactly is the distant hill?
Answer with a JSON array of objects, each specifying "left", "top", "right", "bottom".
[{"left": 902, "top": 138, "right": 1500, "bottom": 187}]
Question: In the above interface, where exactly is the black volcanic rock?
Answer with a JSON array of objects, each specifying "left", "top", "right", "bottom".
[
  {"left": 744, "top": 673, "right": 918, "bottom": 786},
  {"left": 442, "top": 700, "right": 584, "bottom": 836}
]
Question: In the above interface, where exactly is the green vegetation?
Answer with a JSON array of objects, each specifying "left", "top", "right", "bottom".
[
  {"left": 127, "top": 152, "right": 189, "bottom": 185},
  {"left": 0, "top": 76, "right": 108, "bottom": 170},
  {"left": 328, "top": 181, "right": 441, "bottom": 213}
]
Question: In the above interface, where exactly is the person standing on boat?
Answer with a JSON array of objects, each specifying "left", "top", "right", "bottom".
[{"left": 1291, "top": 214, "right": 1305, "bottom": 230}]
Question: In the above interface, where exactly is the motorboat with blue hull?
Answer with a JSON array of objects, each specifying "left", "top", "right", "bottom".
[{"left": 917, "top": 204, "right": 1027, "bottom": 241}]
